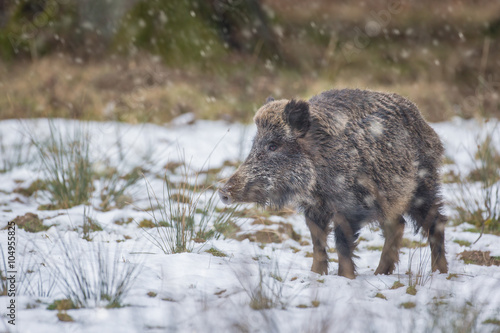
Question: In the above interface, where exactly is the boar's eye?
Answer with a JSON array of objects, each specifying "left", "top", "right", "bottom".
[{"left": 268, "top": 143, "right": 278, "bottom": 151}]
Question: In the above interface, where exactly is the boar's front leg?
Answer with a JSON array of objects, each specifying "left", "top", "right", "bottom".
[
  {"left": 305, "top": 216, "right": 330, "bottom": 275},
  {"left": 333, "top": 214, "right": 358, "bottom": 279}
]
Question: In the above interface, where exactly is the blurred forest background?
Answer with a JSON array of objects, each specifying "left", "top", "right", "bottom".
[{"left": 0, "top": 0, "right": 499, "bottom": 124}]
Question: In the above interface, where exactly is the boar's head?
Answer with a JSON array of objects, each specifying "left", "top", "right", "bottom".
[{"left": 219, "top": 98, "right": 316, "bottom": 209}]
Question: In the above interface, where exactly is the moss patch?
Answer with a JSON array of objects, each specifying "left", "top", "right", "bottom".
[
  {"left": 401, "top": 238, "right": 427, "bottom": 248},
  {"left": 453, "top": 239, "right": 471, "bottom": 247},
  {"left": 138, "top": 219, "right": 155, "bottom": 228},
  {"left": 6, "top": 213, "right": 50, "bottom": 233},
  {"left": 483, "top": 318, "right": 500, "bottom": 326},
  {"left": 236, "top": 222, "right": 302, "bottom": 245},
  {"left": 400, "top": 302, "right": 416, "bottom": 309},
  {"left": 114, "top": 217, "right": 134, "bottom": 225},
  {"left": 47, "top": 299, "right": 77, "bottom": 311},
  {"left": 459, "top": 250, "right": 500, "bottom": 266},
  {"left": 57, "top": 312, "right": 74, "bottom": 322},
  {"left": 390, "top": 281, "right": 405, "bottom": 290},
  {"left": 205, "top": 247, "right": 227, "bottom": 257},
  {"left": 13, "top": 179, "right": 46, "bottom": 197},
  {"left": 237, "top": 229, "right": 282, "bottom": 243}
]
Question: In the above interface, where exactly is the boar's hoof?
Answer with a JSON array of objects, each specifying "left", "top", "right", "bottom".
[
  {"left": 374, "top": 263, "right": 396, "bottom": 275},
  {"left": 338, "top": 258, "right": 356, "bottom": 279},
  {"left": 311, "top": 261, "right": 328, "bottom": 275},
  {"left": 338, "top": 270, "right": 356, "bottom": 280},
  {"left": 431, "top": 257, "right": 448, "bottom": 274}
]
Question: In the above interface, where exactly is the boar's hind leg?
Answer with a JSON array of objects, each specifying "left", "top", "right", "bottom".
[
  {"left": 306, "top": 217, "right": 330, "bottom": 275},
  {"left": 429, "top": 212, "right": 448, "bottom": 273},
  {"left": 409, "top": 184, "right": 448, "bottom": 274},
  {"left": 374, "top": 215, "right": 405, "bottom": 275},
  {"left": 421, "top": 206, "right": 448, "bottom": 273},
  {"left": 333, "top": 214, "right": 359, "bottom": 279}
]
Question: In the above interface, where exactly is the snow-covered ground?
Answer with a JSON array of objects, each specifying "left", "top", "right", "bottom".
[{"left": 0, "top": 116, "right": 499, "bottom": 333}]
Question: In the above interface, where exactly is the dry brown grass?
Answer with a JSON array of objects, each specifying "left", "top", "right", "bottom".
[
  {"left": 1, "top": 0, "right": 498, "bottom": 124},
  {"left": 459, "top": 250, "right": 500, "bottom": 266},
  {"left": 1, "top": 52, "right": 494, "bottom": 124}
]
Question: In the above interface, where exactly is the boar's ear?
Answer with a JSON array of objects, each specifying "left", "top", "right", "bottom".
[
  {"left": 283, "top": 99, "right": 310, "bottom": 136},
  {"left": 265, "top": 96, "right": 275, "bottom": 104}
]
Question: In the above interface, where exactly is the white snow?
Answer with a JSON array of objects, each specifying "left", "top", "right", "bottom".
[{"left": 0, "top": 117, "right": 499, "bottom": 333}]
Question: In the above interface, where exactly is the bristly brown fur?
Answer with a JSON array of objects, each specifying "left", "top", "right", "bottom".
[{"left": 220, "top": 88, "right": 448, "bottom": 278}]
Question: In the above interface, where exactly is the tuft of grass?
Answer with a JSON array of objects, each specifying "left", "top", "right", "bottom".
[
  {"left": 406, "top": 286, "right": 417, "bottom": 296},
  {"left": 45, "top": 236, "right": 141, "bottom": 309},
  {"left": 0, "top": 133, "right": 34, "bottom": 173},
  {"left": 453, "top": 127, "right": 500, "bottom": 239},
  {"left": 142, "top": 157, "right": 239, "bottom": 254},
  {"left": 426, "top": 297, "right": 483, "bottom": 332},
  {"left": 31, "top": 121, "right": 94, "bottom": 210},
  {"left": 236, "top": 257, "right": 293, "bottom": 311},
  {"left": 0, "top": 251, "right": 7, "bottom": 296},
  {"left": 81, "top": 206, "right": 102, "bottom": 241},
  {"left": 375, "top": 293, "right": 387, "bottom": 300},
  {"left": 147, "top": 291, "right": 157, "bottom": 298},
  {"left": 17, "top": 253, "right": 57, "bottom": 298},
  {"left": 407, "top": 240, "right": 432, "bottom": 287},
  {"left": 205, "top": 247, "right": 227, "bottom": 257},
  {"left": 99, "top": 166, "right": 144, "bottom": 211}
]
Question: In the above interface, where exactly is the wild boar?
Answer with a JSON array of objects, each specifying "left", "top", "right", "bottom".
[{"left": 219, "top": 89, "right": 448, "bottom": 279}]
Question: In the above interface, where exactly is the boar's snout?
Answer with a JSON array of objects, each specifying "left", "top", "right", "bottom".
[
  {"left": 219, "top": 169, "right": 252, "bottom": 205},
  {"left": 218, "top": 188, "right": 233, "bottom": 205}
]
